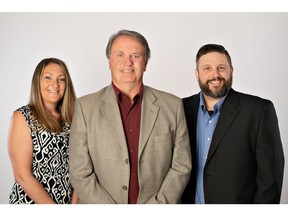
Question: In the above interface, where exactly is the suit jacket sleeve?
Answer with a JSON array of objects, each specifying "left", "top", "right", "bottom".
[
  {"left": 69, "top": 99, "right": 116, "bottom": 204},
  {"left": 145, "top": 99, "right": 192, "bottom": 203},
  {"left": 254, "top": 101, "right": 285, "bottom": 203}
]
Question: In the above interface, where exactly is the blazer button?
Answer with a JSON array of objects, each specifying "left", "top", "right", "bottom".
[{"left": 122, "top": 186, "right": 128, "bottom": 190}]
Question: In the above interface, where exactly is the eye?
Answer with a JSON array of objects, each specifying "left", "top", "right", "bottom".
[
  {"left": 203, "top": 66, "right": 211, "bottom": 72},
  {"left": 44, "top": 76, "right": 52, "bottom": 80},
  {"left": 218, "top": 66, "right": 226, "bottom": 71},
  {"left": 116, "top": 53, "right": 124, "bottom": 58},
  {"left": 131, "top": 54, "right": 140, "bottom": 59},
  {"left": 58, "top": 77, "right": 66, "bottom": 82}
]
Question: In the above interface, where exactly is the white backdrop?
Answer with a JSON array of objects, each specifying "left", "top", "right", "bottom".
[{"left": 0, "top": 13, "right": 287, "bottom": 204}]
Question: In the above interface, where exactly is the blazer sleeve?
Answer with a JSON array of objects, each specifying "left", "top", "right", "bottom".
[
  {"left": 254, "top": 101, "right": 285, "bottom": 203},
  {"left": 146, "top": 99, "right": 192, "bottom": 203},
  {"left": 69, "top": 99, "right": 116, "bottom": 204}
]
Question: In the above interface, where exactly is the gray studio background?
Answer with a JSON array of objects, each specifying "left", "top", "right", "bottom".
[{"left": 0, "top": 13, "right": 287, "bottom": 204}]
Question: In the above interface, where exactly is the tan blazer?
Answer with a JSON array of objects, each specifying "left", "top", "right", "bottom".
[{"left": 69, "top": 85, "right": 192, "bottom": 204}]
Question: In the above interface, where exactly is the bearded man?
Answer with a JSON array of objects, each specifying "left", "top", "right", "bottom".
[{"left": 181, "top": 44, "right": 284, "bottom": 204}]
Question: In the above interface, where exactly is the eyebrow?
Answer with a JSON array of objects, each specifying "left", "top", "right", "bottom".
[
  {"left": 42, "top": 71, "right": 65, "bottom": 77},
  {"left": 201, "top": 63, "right": 228, "bottom": 66}
]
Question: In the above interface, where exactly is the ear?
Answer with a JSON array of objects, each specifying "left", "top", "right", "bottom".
[
  {"left": 143, "top": 60, "right": 148, "bottom": 72},
  {"left": 195, "top": 69, "right": 199, "bottom": 80},
  {"left": 108, "top": 59, "right": 112, "bottom": 70}
]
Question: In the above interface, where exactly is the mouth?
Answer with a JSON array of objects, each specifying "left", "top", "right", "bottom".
[
  {"left": 48, "top": 89, "right": 59, "bottom": 93},
  {"left": 207, "top": 77, "right": 224, "bottom": 85},
  {"left": 209, "top": 80, "right": 221, "bottom": 84},
  {"left": 121, "top": 68, "right": 134, "bottom": 73}
]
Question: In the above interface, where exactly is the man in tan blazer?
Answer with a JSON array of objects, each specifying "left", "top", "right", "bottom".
[{"left": 69, "top": 29, "right": 192, "bottom": 204}]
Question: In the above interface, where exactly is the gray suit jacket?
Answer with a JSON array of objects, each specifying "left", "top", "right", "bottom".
[{"left": 69, "top": 85, "right": 192, "bottom": 204}]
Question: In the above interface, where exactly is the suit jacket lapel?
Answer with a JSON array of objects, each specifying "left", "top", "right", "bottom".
[
  {"left": 138, "top": 86, "right": 159, "bottom": 158},
  {"left": 101, "top": 85, "right": 128, "bottom": 152},
  {"left": 186, "top": 94, "right": 200, "bottom": 149},
  {"left": 206, "top": 89, "right": 240, "bottom": 164},
  {"left": 187, "top": 94, "right": 200, "bottom": 168}
]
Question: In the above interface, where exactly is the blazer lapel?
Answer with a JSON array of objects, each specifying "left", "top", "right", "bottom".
[
  {"left": 185, "top": 94, "right": 200, "bottom": 149},
  {"left": 206, "top": 89, "right": 240, "bottom": 164},
  {"left": 138, "top": 86, "right": 159, "bottom": 158},
  {"left": 100, "top": 85, "right": 128, "bottom": 152},
  {"left": 184, "top": 94, "right": 200, "bottom": 168}
]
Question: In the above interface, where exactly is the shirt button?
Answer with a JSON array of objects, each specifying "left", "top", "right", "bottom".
[
  {"left": 122, "top": 186, "right": 128, "bottom": 190},
  {"left": 125, "top": 159, "right": 129, "bottom": 164}
]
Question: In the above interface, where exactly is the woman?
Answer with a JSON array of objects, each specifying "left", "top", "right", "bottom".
[{"left": 8, "top": 58, "right": 78, "bottom": 204}]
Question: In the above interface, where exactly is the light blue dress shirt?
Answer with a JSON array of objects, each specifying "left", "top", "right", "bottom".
[{"left": 195, "top": 92, "right": 226, "bottom": 204}]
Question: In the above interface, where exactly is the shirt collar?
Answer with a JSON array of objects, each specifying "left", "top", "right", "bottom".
[
  {"left": 112, "top": 82, "right": 144, "bottom": 103},
  {"left": 199, "top": 91, "right": 228, "bottom": 115}
]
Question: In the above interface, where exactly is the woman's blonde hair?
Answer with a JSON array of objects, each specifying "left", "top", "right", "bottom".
[{"left": 28, "top": 58, "right": 76, "bottom": 132}]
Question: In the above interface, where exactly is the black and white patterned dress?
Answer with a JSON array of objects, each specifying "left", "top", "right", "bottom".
[{"left": 9, "top": 106, "right": 73, "bottom": 204}]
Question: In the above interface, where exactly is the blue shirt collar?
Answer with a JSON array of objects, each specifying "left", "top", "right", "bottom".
[{"left": 199, "top": 91, "right": 228, "bottom": 115}]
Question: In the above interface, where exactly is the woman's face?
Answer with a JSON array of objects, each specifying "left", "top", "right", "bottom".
[{"left": 40, "top": 63, "right": 66, "bottom": 109}]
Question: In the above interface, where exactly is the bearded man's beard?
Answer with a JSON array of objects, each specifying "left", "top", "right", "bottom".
[{"left": 199, "top": 76, "right": 233, "bottom": 98}]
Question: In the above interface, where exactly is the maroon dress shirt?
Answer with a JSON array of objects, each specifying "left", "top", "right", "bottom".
[{"left": 112, "top": 83, "right": 143, "bottom": 204}]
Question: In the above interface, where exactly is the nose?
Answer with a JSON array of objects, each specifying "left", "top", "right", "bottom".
[
  {"left": 210, "top": 67, "right": 221, "bottom": 77},
  {"left": 51, "top": 79, "right": 60, "bottom": 87},
  {"left": 123, "top": 55, "right": 133, "bottom": 66}
]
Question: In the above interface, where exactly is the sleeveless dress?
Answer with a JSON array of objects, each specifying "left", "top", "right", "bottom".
[{"left": 9, "top": 106, "right": 73, "bottom": 204}]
